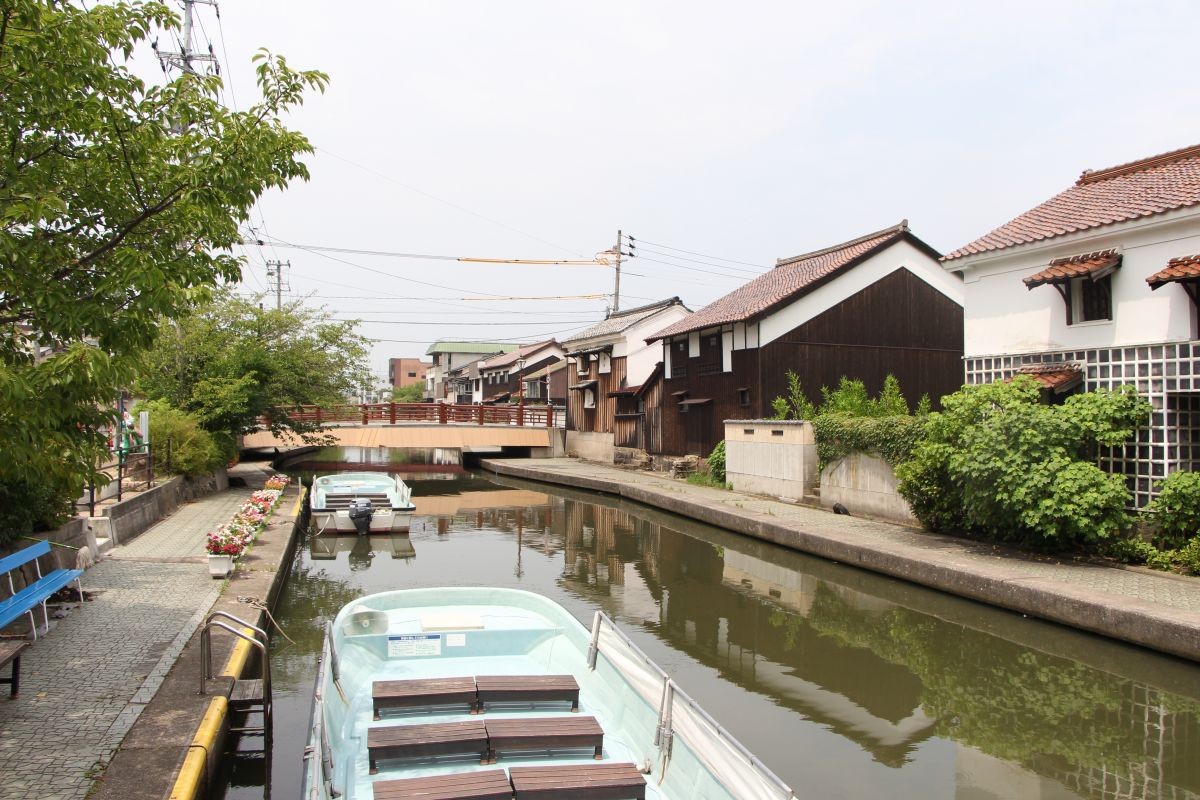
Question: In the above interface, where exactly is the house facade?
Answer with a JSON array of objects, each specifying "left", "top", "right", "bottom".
[
  {"left": 424, "top": 341, "right": 517, "bottom": 401},
  {"left": 649, "top": 221, "right": 964, "bottom": 457},
  {"left": 387, "top": 357, "right": 432, "bottom": 389},
  {"left": 943, "top": 142, "right": 1200, "bottom": 508},
  {"left": 471, "top": 340, "right": 566, "bottom": 404},
  {"left": 562, "top": 298, "right": 691, "bottom": 461}
]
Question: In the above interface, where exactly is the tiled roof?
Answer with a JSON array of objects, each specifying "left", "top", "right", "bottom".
[
  {"left": 478, "top": 340, "right": 557, "bottom": 370},
  {"left": 425, "top": 340, "right": 519, "bottom": 356},
  {"left": 647, "top": 222, "right": 918, "bottom": 341},
  {"left": 563, "top": 298, "right": 687, "bottom": 346},
  {"left": 1012, "top": 363, "right": 1084, "bottom": 395},
  {"left": 1148, "top": 254, "right": 1200, "bottom": 290},
  {"left": 945, "top": 143, "right": 1200, "bottom": 261},
  {"left": 1023, "top": 250, "right": 1121, "bottom": 289}
]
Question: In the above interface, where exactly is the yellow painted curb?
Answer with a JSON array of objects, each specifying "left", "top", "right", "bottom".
[
  {"left": 290, "top": 485, "right": 307, "bottom": 518},
  {"left": 221, "top": 633, "right": 256, "bottom": 679},
  {"left": 168, "top": 695, "right": 228, "bottom": 800}
]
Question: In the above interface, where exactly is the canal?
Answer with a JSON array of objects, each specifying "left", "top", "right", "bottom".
[{"left": 220, "top": 453, "right": 1200, "bottom": 800}]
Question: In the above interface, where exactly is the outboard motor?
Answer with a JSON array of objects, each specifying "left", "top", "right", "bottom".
[{"left": 348, "top": 497, "right": 374, "bottom": 536}]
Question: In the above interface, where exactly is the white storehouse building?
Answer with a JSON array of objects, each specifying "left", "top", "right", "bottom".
[{"left": 943, "top": 143, "right": 1200, "bottom": 507}]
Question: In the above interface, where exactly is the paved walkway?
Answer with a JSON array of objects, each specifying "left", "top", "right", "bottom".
[
  {"left": 0, "top": 487, "right": 253, "bottom": 800},
  {"left": 483, "top": 458, "right": 1200, "bottom": 661}
]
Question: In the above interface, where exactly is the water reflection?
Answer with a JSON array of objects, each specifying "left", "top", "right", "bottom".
[{"left": 227, "top": 467, "right": 1200, "bottom": 800}]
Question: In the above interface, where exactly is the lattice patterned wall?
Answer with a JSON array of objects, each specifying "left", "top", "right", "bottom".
[{"left": 966, "top": 342, "right": 1200, "bottom": 508}]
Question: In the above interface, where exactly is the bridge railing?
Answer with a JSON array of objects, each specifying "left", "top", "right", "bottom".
[{"left": 262, "top": 402, "right": 562, "bottom": 428}]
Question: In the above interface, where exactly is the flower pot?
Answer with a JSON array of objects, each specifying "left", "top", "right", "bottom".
[{"left": 207, "top": 553, "right": 233, "bottom": 578}]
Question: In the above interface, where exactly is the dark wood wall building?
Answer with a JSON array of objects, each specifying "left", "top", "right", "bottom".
[{"left": 650, "top": 222, "right": 964, "bottom": 457}]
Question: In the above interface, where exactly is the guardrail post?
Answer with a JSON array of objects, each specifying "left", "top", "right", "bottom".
[
  {"left": 117, "top": 457, "right": 123, "bottom": 503},
  {"left": 361, "top": 405, "right": 369, "bottom": 425},
  {"left": 315, "top": 407, "right": 322, "bottom": 426},
  {"left": 438, "top": 404, "right": 447, "bottom": 425},
  {"left": 147, "top": 442, "right": 153, "bottom": 488},
  {"left": 547, "top": 406, "right": 555, "bottom": 427},
  {"left": 477, "top": 405, "right": 484, "bottom": 426},
  {"left": 517, "top": 401, "right": 524, "bottom": 427},
  {"left": 389, "top": 402, "right": 396, "bottom": 424}
]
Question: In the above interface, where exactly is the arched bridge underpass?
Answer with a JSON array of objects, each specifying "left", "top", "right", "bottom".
[{"left": 241, "top": 402, "right": 564, "bottom": 455}]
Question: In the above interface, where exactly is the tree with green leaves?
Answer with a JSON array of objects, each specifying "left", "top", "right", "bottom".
[
  {"left": 0, "top": 0, "right": 326, "bottom": 541},
  {"left": 136, "top": 290, "right": 371, "bottom": 446}
]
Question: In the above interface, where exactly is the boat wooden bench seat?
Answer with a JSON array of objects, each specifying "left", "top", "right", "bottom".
[
  {"left": 371, "top": 767, "right": 513, "bottom": 800},
  {"left": 368, "top": 719, "right": 489, "bottom": 773},
  {"left": 373, "top": 677, "right": 478, "bottom": 719},
  {"left": 509, "top": 762, "right": 647, "bottom": 799},
  {"left": 475, "top": 674, "right": 579, "bottom": 712},
  {"left": 483, "top": 715, "right": 604, "bottom": 763}
]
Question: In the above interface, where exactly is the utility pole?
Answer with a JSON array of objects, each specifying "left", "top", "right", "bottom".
[
  {"left": 612, "top": 229, "right": 622, "bottom": 313},
  {"left": 265, "top": 260, "right": 290, "bottom": 310},
  {"left": 153, "top": 0, "right": 220, "bottom": 76}
]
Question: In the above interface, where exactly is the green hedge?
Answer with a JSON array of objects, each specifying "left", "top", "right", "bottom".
[{"left": 811, "top": 413, "right": 925, "bottom": 471}]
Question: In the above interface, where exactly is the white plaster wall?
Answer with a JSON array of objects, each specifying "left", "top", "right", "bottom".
[
  {"left": 951, "top": 209, "right": 1200, "bottom": 357},
  {"left": 624, "top": 306, "right": 690, "bottom": 384},
  {"left": 759, "top": 239, "right": 963, "bottom": 347}
]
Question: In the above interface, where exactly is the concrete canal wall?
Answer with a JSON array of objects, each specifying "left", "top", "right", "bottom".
[{"left": 89, "top": 483, "right": 305, "bottom": 800}]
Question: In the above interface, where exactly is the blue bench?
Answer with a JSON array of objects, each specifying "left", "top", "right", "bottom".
[{"left": 0, "top": 540, "right": 84, "bottom": 640}]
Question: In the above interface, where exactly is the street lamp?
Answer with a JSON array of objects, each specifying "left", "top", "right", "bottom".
[{"left": 516, "top": 357, "right": 526, "bottom": 405}]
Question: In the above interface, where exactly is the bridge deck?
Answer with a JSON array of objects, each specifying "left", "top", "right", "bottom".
[{"left": 243, "top": 424, "right": 554, "bottom": 451}]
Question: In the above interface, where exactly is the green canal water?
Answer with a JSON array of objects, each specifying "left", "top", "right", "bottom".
[{"left": 218, "top": 459, "right": 1200, "bottom": 800}]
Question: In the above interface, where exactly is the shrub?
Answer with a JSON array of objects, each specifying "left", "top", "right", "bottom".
[
  {"left": 1147, "top": 470, "right": 1200, "bottom": 548},
  {"left": 0, "top": 478, "right": 74, "bottom": 547},
  {"left": 896, "top": 378, "right": 1150, "bottom": 549},
  {"left": 770, "top": 396, "right": 791, "bottom": 420},
  {"left": 136, "top": 400, "right": 225, "bottom": 477},
  {"left": 707, "top": 440, "right": 727, "bottom": 483}
]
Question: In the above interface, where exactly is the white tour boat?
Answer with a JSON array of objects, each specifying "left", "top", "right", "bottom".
[
  {"left": 302, "top": 586, "right": 797, "bottom": 800},
  {"left": 309, "top": 472, "right": 416, "bottom": 534}
]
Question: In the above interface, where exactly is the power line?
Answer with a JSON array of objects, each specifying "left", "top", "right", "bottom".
[
  {"left": 333, "top": 318, "right": 600, "bottom": 326},
  {"left": 626, "top": 235, "right": 770, "bottom": 271},
  {"left": 239, "top": 238, "right": 605, "bottom": 266},
  {"left": 628, "top": 253, "right": 755, "bottom": 281},
  {"left": 367, "top": 323, "right": 593, "bottom": 345},
  {"left": 315, "top": 146, "right": 587, "bottom": 258}
]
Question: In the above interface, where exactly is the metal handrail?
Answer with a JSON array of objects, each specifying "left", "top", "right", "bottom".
[
  {"left": 206, "top": 610, "right": 268, "bottom": 643},
  {"left": 200, "top": 618, "right": 270, "bottom": 702},
  {"left": 587, "top": 610, "right": 794, "bottom": 799}
]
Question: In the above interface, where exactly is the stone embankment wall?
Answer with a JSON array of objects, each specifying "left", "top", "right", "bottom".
[
  {"left": 566, "top": 430, "right": 615, "bottom": 463},
  {"left": 723, "top": 420, "right": 818, "bottom": 501},
  {"left": 88, "top": 469, "right": 229, "bottom": 547},
  {"left": 820, "top": 453, "right": 918, "bottom": 526}
]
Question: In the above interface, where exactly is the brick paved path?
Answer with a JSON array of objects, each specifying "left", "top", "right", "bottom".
[{"left": 0, "top": 488, "right": 252, "bottom": 800}]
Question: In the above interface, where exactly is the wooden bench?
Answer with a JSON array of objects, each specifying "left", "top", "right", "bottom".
[
  {"left": 371, "top": 768, "right": 512, "bottom": 800},
  {"left": 368, "top": 719, "right": 489, "bottom": 774},
  {"left": 373, "top": 677, "right": 478, "bottom": 719},
  {"left": 475, "top": 675, "right": 579, "bottom": 712},
  {"left": 509, "top": 763, "right": 646, "bottom": 800},
  {"left": 483, "top": 716, "right": 604, "bottom": 763},
  {"left": 0, "top": 540, "right": 84, "bottom": 640},
  {"left": 0, "top": 641, "right": 30, "bottom": 699}
]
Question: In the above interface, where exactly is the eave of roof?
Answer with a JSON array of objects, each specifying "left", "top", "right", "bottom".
[
  {"left": 1148, "top": 254, "right": 1200, "bottom": 290},
  {"left": 945, "top": 143, "right": 1200, "bottom": 262},
  {"left": 425, "top": 341, "right": 519, "bottom": 356},
  {"left": 1012, "top": 363, "right": 1084, "bottom": 395},
  {"left": 1023, "top": 250, "right": 1121, "bottom": 289},
  {"left": 647, "top": 221, "right": 936, "bottom": 342},
  {"left": 563, "top": 297, "right": 687, "bottom": 346}
]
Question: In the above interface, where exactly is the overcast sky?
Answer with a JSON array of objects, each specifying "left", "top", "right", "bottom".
[{"left": 150, "top": 1, "right": 1200, "bottom": 379}]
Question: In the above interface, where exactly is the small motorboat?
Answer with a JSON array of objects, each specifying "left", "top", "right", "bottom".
[
  {"left": 302, "top": 587, "right": 796, "bottom": 800},
  {"left": 309, "top": 472, "right": 416, "bottom": 535}
]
